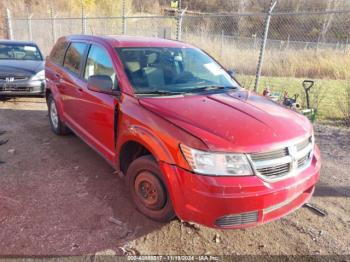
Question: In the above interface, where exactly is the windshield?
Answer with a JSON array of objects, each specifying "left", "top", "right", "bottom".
[
  {"left": 0, "top": 43, "right": 42, "bottom": 61},
  {"left": 116, "top": 47, "right": 239, "bottom": 95}
]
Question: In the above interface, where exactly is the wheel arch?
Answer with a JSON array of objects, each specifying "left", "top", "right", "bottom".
[
  {"left": 45, "top": 84, "right": 66, "bottom": 123},
  {"left": 117, "top": 126, "right": 175, "bottom": 174}
]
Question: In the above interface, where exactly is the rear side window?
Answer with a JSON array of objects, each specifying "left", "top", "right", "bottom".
[
  {"left": 50, "top": 41, "right": 67, "bottom": 65},
  {"left": 63, "top": 42, "right": 88, "bottom": 75}
]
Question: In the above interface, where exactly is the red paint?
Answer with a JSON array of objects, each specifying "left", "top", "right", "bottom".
[
  {"left": 46, "top": 35, "right": 321, "bottom": 229},
  {"left": 160, "top": 146, "right": 320, "bottom": 228}
]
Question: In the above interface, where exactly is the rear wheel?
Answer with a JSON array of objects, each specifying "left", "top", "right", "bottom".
[
  {"left": 127, "top": 155, "right": 175, "bottom": 222},
  {"left": 47, "top": 94, "right": 70, "bottom": 135}
]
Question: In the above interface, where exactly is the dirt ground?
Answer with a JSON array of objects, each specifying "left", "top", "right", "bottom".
[{"left": 0, "top": 97, "right": 349, "bottom": 257}]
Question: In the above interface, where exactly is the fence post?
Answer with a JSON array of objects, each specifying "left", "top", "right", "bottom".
[
  {"left": 82, "top": 16, "right": 87, "bottom": 34},
  {"left": 316, "top": 35, "right": 320, "bottom": 53},
  {"left": 253, "top": 34, "right": 257, "bottom": 51},
  {"left": 176, "top": 8, "right": 186, "bottom": 41},
  {"left": 220, "top": 30, "right": 224, "bottom": 59},
  {"left": 50, "top": 7, "right": 56, "bottom": 44},
  {"left": 122, "top": 0, "right": 127, "bottom": 34},
  {"left": 6, "top": 9, "right": 13, "bottom": 40},
  {"left": 345, "top": 37, "right": 349, "bottom": 53},
  {"left": 254, "top": 0, "right": 277, "bottom": 92},
  {"left": 286, "top": 34, "right": 290, "bottom": 50},
  {"left": 81, "top": 2, "right": 86, "bottom": 34},
  {"left": 27, "top": 13, "right": 33, "bottom": 41}
]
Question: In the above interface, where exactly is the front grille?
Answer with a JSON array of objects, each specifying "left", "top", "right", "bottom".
[
  {"left": 296, "top": 137, "right": 311, "bottom": 151},
  {"left": 215, "top": 211, "right": 258, "bottom": 227},
  {"left": 257, "top": 163, "right": 290, "bottom": 177},
  {"left": 249, "top": 137, "right": 313, "bottom": 181},
  {"left": 250, "top": 148, "right": 288, "bottom": 161},
  {"left": 0, "top": 76, "right": 28, "bottom": 81},
  {"left": 298, "top": 153, "right": 310, "bottom": 168}
]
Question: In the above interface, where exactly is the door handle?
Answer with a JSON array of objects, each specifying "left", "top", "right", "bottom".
[{"left": 78, "top": 87, "right": 84, "bottom": 92}]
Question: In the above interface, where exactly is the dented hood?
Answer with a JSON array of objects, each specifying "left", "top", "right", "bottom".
[{"left": 139, "top": 90, "right": 313, "bottom": 152}]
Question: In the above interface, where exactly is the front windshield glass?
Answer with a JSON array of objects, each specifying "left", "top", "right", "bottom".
[
  {"left": 116, "top": 47, "right": 239, "bottom": 95},
  {"left": 0, "top": 43, "right": 42, "bottom": 61}
]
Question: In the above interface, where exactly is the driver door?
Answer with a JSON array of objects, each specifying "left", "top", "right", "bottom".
[{"left": 77, "top": 44, "right": 119, "bottom": 162}]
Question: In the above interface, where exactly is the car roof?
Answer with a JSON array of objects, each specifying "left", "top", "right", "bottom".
[
  {"left": 0, "top": 40, "right": 39, "bottom": 46},
  {"left": 65, "top": 35, "right": 194, "bottom": 48}
]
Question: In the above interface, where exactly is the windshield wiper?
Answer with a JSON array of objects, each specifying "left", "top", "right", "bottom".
[
  {"left": 135, "top": 86, "right": 238, "bottom": 96},
  {"left": 135, "top": 90, "right": 185, "bottom": 96},
  {"left": 188, "top": 85, "right": 238, "bottom": 93}
]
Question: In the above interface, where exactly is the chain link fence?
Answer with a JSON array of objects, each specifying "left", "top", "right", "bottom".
[{"left": 4, "top": 8, "right": 350, "bottom": 88}]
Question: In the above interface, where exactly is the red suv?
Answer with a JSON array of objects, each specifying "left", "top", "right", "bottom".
[{"left": 45, "top": 35, "right": 321, "bottom": 229}]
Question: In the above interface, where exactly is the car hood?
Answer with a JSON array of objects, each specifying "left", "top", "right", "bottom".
[
  {"left": 0, "top": 60, "right": 44, "bottom": 77},
  {"left": 139, "top": 90, "right": 313, "bottom": 152}
]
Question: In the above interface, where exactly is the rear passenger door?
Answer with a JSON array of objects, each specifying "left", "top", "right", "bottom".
[
  {"left": 60, "top": 42, "right": 89, "bottom": 130},
  {"left": 78, "top": 44, "right": 118, "bottom": 161}
]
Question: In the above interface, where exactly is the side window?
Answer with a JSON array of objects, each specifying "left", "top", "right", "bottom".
[
  {"left": 84, "top": 45, "right": 116, "bottom": 88},
  {"left": 49, "top": 41, "right": 67, "bottom": 65},
  {"left": 63, "top": 42, "right": 88, "bottom": 75}
]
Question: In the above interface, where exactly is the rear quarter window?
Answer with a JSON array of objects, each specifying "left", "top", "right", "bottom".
[{"left": 49, "top": 41, "right": 68, "bottom": 65}]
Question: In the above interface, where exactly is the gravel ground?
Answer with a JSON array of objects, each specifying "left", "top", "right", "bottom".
[{"left": 0, "top": 97, "right": 349, "bottom": 257}]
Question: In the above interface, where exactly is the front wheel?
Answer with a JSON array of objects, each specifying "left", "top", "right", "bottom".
[
  {"left": 126, "top": 155, "right": 175, "bottom": 222},
  {"left": 0, "top": 95, "right": 9, "bottom": 101},
  {"left": 47, "top": 94, "right": 70, "bottom": 135}
]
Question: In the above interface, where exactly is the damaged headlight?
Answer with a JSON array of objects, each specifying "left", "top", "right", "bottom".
[{"left": 180, "top": 144, "right": 253, "bottom": 176}]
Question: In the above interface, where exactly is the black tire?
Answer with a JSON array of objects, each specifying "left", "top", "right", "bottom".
[
  {"left": 47, "top": 94, "right": 70, "bottom": 135},
  {"left": 126, "top": 155, "right": 175, "bottom": 222},
  {"left": 0, "top": 95, "right": 8, "bottom": 101}
]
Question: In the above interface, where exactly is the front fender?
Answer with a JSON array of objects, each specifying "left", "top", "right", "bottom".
[
  {"left": 116, "top": 94, "right": 208, "bottom": 171},
  {"left": 118, "top": 124, "right": 175, "bottom": 165}
]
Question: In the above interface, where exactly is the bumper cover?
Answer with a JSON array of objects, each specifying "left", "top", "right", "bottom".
[
  {"left": 0, "top": 80, "right": 45, "bottom": 96},
  {"left": 160, "top": 146, "right": 321, "bottom": 229}
]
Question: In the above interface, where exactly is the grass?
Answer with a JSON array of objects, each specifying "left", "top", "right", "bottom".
[
  {"left": 183, "top": 33, "right": 350, "bottom": 122},
  {"left": 235, "top": 75, "right": 349, "bottom": 121},
  {"left": 184, "top": 33, "right": 350, "bottom": 80}
]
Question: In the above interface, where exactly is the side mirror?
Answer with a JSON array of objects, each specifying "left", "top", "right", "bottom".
[
  {"left": 87, "top": 75, "right": 119, "bottom": 95},
  {"left": 227, "top": 69, "right": 236, "bottom": 78}
]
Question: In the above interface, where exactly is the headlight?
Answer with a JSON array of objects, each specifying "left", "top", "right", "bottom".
[
  {"left": 31, "top": 70, "right": 45, "bottom": 81},
  {"left": 180, "top": 144, "right": 253, "bottom": 176}
]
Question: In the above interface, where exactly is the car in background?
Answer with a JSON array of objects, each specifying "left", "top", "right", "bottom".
[
  {"left": 0, "top": 40, "right": 45, "bottom": 97},
  {"left": 45, "top": 35, "right": 321, "bottom": 229}
]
